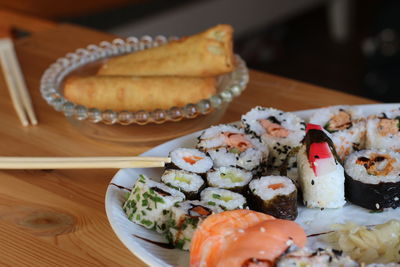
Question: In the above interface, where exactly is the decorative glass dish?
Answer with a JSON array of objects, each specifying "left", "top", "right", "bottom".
[{"left": 40, "top": 36, "right": 249, "bottom": 145}]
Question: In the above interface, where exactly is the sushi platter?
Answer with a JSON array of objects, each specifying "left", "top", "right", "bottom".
[{"left": 105, "top": 103, "right": 400, "bottom": 267}]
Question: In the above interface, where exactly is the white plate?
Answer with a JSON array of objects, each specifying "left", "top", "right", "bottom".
[{"left": 105, "top": 103, "right": 400, "bottom": 267}]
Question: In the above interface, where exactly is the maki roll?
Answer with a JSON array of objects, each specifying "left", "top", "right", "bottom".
[
  {"left": 344, "top": 149, "right": 400, "bottom": 210},
  {"left": 161, "top": 169, "right": 205, "bottom": 200},
  {"left": 123, "top": 175, "right": 185, "bottom": 233},
  {"left": 167, "top": 148, "right": 213, "bottom": 174},
  {"left": 206, "top": 166, "right": 252, "bottom": 193},
  {"left": 366, "top": 109, "right": 400, "bottom": 151},
  {"left": 297, "top": 124, "right": 345, "bottom": 209},
  {"left": 196, "top": 124, "right": 268, "bottom": 174},
  {"left": 248, "top": 176, "right": 297, "bottom": 220},
  {"left": 200, "top": 187, "right": 247, "bottom": 210},
  {"left": 309, "top": 105, "right": 366, "bottom": 160},
  {"left": 277, "top": 248, "right": 358, "bottom": 267},
  {"left": 165, "top": 200, "right": 221, "bottom": 250},
  {"left": 241, "top": 107, "right": 305, "bottom": 168}
]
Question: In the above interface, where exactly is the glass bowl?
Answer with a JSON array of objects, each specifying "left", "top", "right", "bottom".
[{"left": 40, "top": 36, "right": 249, "bottom": 145}]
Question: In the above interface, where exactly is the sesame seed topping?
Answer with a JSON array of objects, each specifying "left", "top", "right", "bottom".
[
  {"left": 260, "top": 227, "right": 266, "bottom": 232},
  {"left": 375, "top": 203, "right": 380, "bottom": 209}
]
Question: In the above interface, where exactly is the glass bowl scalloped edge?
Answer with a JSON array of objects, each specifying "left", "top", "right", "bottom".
[{"left": 40, "top": 35, "right": 249, "bottom": 125}]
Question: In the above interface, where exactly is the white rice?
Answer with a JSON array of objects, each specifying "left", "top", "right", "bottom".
[
  {"left": 345, "top": 149, "right": 400, "bottom": 184},
  {"left": 207, "top": 166, "right": 252, "bottom": 189},
  {"left": 169, "top": 148, "right": 213, "bottom": 173},
  {"left": 366, "top": 108, "right": 400, "bottom": 151},
  {"left": 161, "top": 169, "right": 204, "bottom": 192},
  {"left": 297, "top": 145, "right": 345, "bottom": 208},
  {"left": 249, "top": 176, "right": 296, "bottom": 200},
  {"left": 241, "top": 106, "right": 305, "bottom": 167},
  {"left": 309, "top": 105, "right": 366, "bottom": 160},
  {"left": 200, "top": 187, "right": 247, "bottom": 210}
]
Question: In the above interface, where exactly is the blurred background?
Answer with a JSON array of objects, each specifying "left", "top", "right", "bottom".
[{"left": 1, "top": 0, "right": 398, "bottom": 102}]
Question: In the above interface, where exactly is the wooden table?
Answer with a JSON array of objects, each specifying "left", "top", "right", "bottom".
[{"left": 0, "top": 23, "right": 376, "bottom": 266}]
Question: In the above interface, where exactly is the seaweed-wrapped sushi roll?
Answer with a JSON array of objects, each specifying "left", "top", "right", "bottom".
[
  {"left": 200, "top": 187, "right": 247, "bottom": 210},
  {"left": 297, "top": 124, "right": 345, "bottom": 209},
  {"left": 167, "top": 148, "right": 213, "bottom": 175},
  {"left": 165, "top": 200, "right": 221, "bottom": 250},
  {"left": 248, "top": 175, "right": 297, "bottom": 220},
  {"left": 196, "top": 124, "right": 268, "bottom": 174},
  {"left": 161, "top": 169, "right": 205, "bottom": 199},
  {"left": 366, "top": 108, "right": 400, "bottom": 151},
  {"left": 206, "top": 166, "right": 252, "bottom": 193},
  {"left": 241, "top": 107, "right": 305, "bottom": 168},
  {"left": 309, "top": 105, "right": 366, "bottom": 160},
  {"left": 123, "top": 175, "right": 185, "bottom": 233},
  {"left": 345, "top": 149, "right": 400, "bottom": 210}
]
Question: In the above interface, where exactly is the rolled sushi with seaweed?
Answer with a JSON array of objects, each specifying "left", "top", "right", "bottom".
[
  {"left": 196, "top": 124, "right": 268, "bottom": 174},
  {"left": 297, "top": 124, "right": 345, "bottom": 209},
  {"left": 344, "top": 149, "right": 400, "bottom": 210},
  {"left": 200, "top": 187, "right": 247, "bottom": 210},
  {"left": 206, "top": 166, "right": 252, "bottom": 193},
  {"left": 248, "top": 175, "right": 297, "bottom": 220},
  {"left": 167, "top": 148, "right": 213, "bottom": 175},
  {"left": 309, "top": 105, "right": 366, "bottom": 160},
  {"left": 277, "top": 248, "right": 358, "bottom": 267},
  {"left": 165, "top": 200, "right": 221, "bottom": 250},
  {"left": 161, "top": 169, "right": 205, "bottom": 199},
  {"left": 366, "top": 108, "right": 400, "bottom": 151},
  {"left": 123, "top": 174, "right": 185, "bottom": 233},
  {"left": 241, "top": 107, "right": 305, "bottom": 168}
]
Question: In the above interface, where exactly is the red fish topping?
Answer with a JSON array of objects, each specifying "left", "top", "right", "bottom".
[
  {"left": 183, "top": 156, "right": 203, "bottom": 165},
  {"left": 223, "top": 132, "right": 253, "bottom": 152},
  {"left": 259, "top": 119, "right": 290, "bottom": 138}
]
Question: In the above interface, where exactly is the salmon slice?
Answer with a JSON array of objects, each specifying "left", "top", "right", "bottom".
[
  {"left": 190, "top": 210, "right": 275, "bottom": 267},
  {"left": 259, "top": 119, "right": 290, "bottom": 138},
  {"left": 222, "top": 132, "right": 253, "bottom": 152}
]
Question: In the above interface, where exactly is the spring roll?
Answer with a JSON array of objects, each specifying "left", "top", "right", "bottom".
[
  {"left": 97, "top": 24, "right": 235, "bottom": 77},
  {"left": 63, "top": 75, "right": 216, "bottom": 111}
]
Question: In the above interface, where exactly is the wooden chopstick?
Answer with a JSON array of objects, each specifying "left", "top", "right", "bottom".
[
  {"left": 0, "top": 156, "right": 171, "bottom": 169},
  {"left": 0, "top": 25, "right": 37, "bottom": 126}
]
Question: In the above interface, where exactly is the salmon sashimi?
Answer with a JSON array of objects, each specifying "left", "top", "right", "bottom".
[
  {"left": 222, "top": 132, "right": 253, "bottom": 152},
  {"left": 216, "top": 219, "right": 307, "bottom": 267},
  {"left": 190, "top": 210, "right": 275, "bottom": 267},
  {"left": 259, "top": 119, "right": 290, "bottom": 138}
]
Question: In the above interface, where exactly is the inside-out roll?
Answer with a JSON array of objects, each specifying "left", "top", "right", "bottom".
[
  {"left": 297, "top": 124, "right": 345, "bottom": 209},
  {"left": 366, "top": 108, "right": 400, "bottom": 151},
  {"left": 309, "top": 105, "right": 366, "bottom": 160},
  {"left": 344, "top": 149, "right": 400, "bottom": 210},
  {"left": 196, "top": 124, "right": 268, "bottom": 174},
  {"left": 248, "top": 175, "right": 297, "bottom": 220}
]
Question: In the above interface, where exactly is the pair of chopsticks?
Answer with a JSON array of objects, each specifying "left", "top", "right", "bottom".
[
  {"left": 0, "top": 156, "right": 171, "bottom": 169},
  {"left": 0, "top": 26, "right": 37, "bottom": 126}
]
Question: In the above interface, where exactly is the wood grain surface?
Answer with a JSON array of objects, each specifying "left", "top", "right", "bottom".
[{"left": 0, "top": 23, "right": 376, "bottom": 266}]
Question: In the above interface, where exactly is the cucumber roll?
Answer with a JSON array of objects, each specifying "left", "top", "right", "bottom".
[
  {"left": 206, "top": 166, "right": 252, "bottom": 193},
  {"left": 241, "top": 107, "right": 305, "bottom": 168},
  {"left": 167, "top": 148, "right": 213, "bottom": 174},
  {"left": 344, "top": 149, "right": 400, "bottom": 210},
  {"left": 161, "top": 169, "right": 205, "bottom": 200},
  {"left": 200, "top": 187, "right": 247, "bottom": 210},
  {"left": 366, "top": 108, "right": 400, "bottom": 151},
  {"left": 123, "top": 175, "right": 185, "bottom": 233},
  {"left": 297, "top": 124, "right": 345, "bottom": 209},
  {"left": 248, "top": 176, "right": 297, "bottom": 220},
  {"left": 165, "top": 200, "right": 221, "bottom": 250},
  {"left": 309, "top": 105, "right": 366, "bottom": 160},
  {"left": 196, "top": 124, "right": 268, "bottom": 174}
]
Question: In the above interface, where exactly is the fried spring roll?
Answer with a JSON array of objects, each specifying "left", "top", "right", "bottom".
[
  {"left": 97, "top": 24, "right": 235, "bottom": 77},
  {"left": 64, "top": 76, "right": 217, "bottom": 111}
]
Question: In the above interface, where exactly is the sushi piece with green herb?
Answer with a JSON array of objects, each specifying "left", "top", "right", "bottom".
[
  {"left": 200, "top": 187, "right": 247, "bottom": 210},
  {"left": 165, "top": 200, "right": 221, "bottom": 250},
  {"left": 123, "top": 175, "right": 185, "bottom": 233},
  {"left": 248, "top": 175, "right": 297, "bottom": 220},
  {"left": 206, "top": 166, "right": 252, "bottom": 193},
  {"left": 161, "top": 169, "right": 205, "bottom": 199}
]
